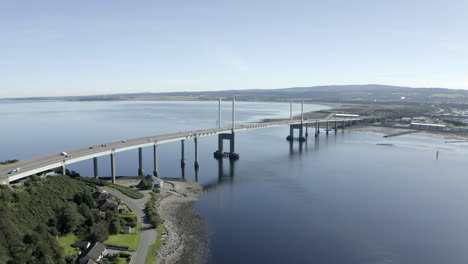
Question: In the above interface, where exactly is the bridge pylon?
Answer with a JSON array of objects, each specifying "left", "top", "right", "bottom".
[
  {"left": 286, "top": 124, "right": 306, "bottom": 142},
  {"left": 214, "top": 132, "right": 239, "bottom": 160}
]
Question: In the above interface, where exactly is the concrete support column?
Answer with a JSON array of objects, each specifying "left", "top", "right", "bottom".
[
  {"left": 138, "top": 147, "right": 144, "bottom": 176},
  {"left": 230, "top": 133, "right": 235, "bottom": 153},
  {"left": 335, "top": 121, "right": 338, "bottom": 132},
  {"left": 215, "top": 133, "right": 239, "bottom": 160},
  {"left": 181, "top": 140, "right": 186, "bottom": 168},
  {"left": 342, "top": 120, "right": 346, "bottom": 129},
  {"left": 317, "top": 122, "right": 320, "bottom": 134},
  {"left": 194, "top": 137, "right": 199, "bottom": 169},
  {"left": 305, "top": 124, "right": 308, "bottom": 137},
  {"left": 326, "top": 121, "right": 329, "bottom": 134},
  {"left": 93, "top": 157, "right": 98, "bottom": 178},
  {"left": 110, "top": 152, "right": 116, "bottom": 184},
  {"left": 153, "top": 144, "right": 159, "bottom": 177},
  {"left": 61, "top": 164, "right": 66, "bottom": 175}
]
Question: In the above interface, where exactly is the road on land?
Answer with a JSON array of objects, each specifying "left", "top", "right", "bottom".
[{"left": 101, "top": 187, "right": 157, "bottom": 264}]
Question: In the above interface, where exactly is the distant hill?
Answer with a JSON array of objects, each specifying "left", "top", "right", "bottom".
[{"left": 10, "top": 84, "right": 468, "bottom": 105}]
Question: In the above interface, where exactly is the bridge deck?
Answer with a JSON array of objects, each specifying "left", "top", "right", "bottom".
[{"left": 0, "top": 118, "right": 358, "bottom": 182}]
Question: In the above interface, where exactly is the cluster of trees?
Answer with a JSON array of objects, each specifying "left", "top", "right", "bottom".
[
  {"left": 145, "top": 193, "right": 163, "bottom": 228},
  {"left": 137, "top": 178, "right": 153, "bottom": 190},
  {"left": 0, "top": 159, "right": 18, "bottom": 165},
  {"left": 0, "top": 175, "right": 94, "bottom": 263},
  {"left": 0, "top": 175, "right": 138, "bottom": 263}
]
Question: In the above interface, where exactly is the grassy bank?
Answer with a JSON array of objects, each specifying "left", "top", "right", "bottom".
[
  {"left": 104, "top": 222, "right": 142, "bottom": 250},
  {"left": 57, "top": 234, "right": 80, "bottom": 256},
  {"left": 76, "top": 177, "right": 144, "bottom": 199},
  {"left": 145, "top": 224, "right": 167, "bottom": 264}
]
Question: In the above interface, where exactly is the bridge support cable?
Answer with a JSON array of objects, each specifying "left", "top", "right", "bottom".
[
  {"left": 93, "top": 157, "right": 98, "bottom": 178},
  {"left": 218, "top": 98, "right": 222, "bottom": 128},
  {"left": 110, "top": 152, "right": 116, "bottom": 184},
  {"left": 138, "top": 147, "right": 144, "bottom": 176},
  {"left": 290, "top": 100, "right": 293, "bottom": 120},
  {"left": 153, "top": 144, "right": 159, "bottom": 177}
]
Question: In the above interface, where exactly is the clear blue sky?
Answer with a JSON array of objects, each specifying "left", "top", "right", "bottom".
[{"left": 1, "top": 0, "right": 467, "bottom": 97}]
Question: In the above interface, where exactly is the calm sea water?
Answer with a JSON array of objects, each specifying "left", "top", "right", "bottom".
[{"left": 2, "top": 100, "right": 468, "bottom": 264}]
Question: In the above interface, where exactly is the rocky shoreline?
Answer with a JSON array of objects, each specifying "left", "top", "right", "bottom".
[{"left": 156, "top": 180, "right": 207, "bottom": 264}]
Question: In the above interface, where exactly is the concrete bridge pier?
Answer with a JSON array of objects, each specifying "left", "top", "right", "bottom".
[
  {"left": 138, "top": 147, "right": 144, "bottom": 176},
  {"left": 93, "top": 157, "right": 98, "bottom": 178},
  {"left": 326, "top": 121, "right": 329, "bottom": 134},
  {"left": 214, "top": 132, "right": 239, "bottom": 160},
  {"left": 110, "top": 152, "right": 116, "bottom": 184},
  {"left": 317, "top": 122, "right": 321, "bottom": 134},
  {"left": 61, "top": 163, "right": 66, "bottom": 175},
  {"left": 335, "top": 121, "right": 338, "bottom": 132},
  {"left": 342, "top": 120, "right": 346, "bottom": 130},
  {"left": 287, "top": 124, "right": 305, "bottom": 142},
  {"left": 194, "top": 137, "right": 199, "bottom": 170},
  {"left": 315, "top": 122, "right": 320, "bottom": 137},
  {"left": 181, "top": 140, "right": 186, "bottom": 168},
  {"left": 153, "top": 144, "right": 159, "bottom": 177}
]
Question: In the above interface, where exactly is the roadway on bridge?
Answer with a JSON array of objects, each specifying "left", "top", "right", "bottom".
[{"left": 0, "top": 118, "right": 358, "bottom": 183}]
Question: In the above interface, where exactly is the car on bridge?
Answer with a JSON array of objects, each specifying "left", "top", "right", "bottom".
[
  {"left": 61, "top": 152, "right": 70, "bottom": 157},
  {"left": 8, "top": 168, "right": 21, "bottom": 174}
]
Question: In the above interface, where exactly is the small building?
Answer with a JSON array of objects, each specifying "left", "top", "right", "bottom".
[
  {"left": 384, "top": 119, "right": 400, "bottom": 126},
  {"left": 72, "top": 241, "right": 90, "bottom": 255},
  {"left": 72, "top": 241, "right": 90, "bottom": 250},
  {"left": 99, "top": 199, "right": 118, "bottom": 211},
  {"left": 145, "top": 175, "right": 164, "bottom": 189},
  {"left": 410, "top": 123, "right": 446, "bottom": 130},
  {"left": 79, "top": 242, "right": 106, "bottom": 264},
  {"left": 122, "top": 226, "right": 132, "bottom": 234},
  {"left": 401, "top": 117, "right": 412, "bottom": 123},
  {"left": 412, "top": 116, "right": 428, "bottom": 123}
]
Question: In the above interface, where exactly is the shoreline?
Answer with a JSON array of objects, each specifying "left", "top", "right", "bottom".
[
  {"left": 350, "top": 124, "right": 468, "bottom": 140},
  {"left": 156, "top": 180, "right": 207, "bottom": 264}
]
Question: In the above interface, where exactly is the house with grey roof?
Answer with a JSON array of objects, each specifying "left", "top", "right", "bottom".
[
  {"left": 78, "top": 242, "right": 106, "bottom": 264},
  {"left": 99, "top": 199, "right": 118, "bottom": 212}
]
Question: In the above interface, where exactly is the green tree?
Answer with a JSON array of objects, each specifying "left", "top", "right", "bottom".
[
  {"left": 57, "top": 203, "right": 84, "bottom": 234},
  {"left": 89, "top": 221, "right": 109, "bottom": 242},
  {"left": 109, "top": 220, "right": 121, "bottom": 235}
]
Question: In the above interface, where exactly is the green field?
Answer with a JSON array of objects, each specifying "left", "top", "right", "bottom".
[
  {"left": 58, "top": 234, "right": 80, "bottom": 256},
  {"left": 104, "top": 222, "right": 142, "bottom": 250}
]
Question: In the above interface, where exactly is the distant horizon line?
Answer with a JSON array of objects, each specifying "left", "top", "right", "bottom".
[{"left": 1, "top": 83, "right": 466, "bottom": 100}]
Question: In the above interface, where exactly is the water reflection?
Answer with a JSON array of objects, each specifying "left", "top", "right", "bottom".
[{"left": 203, "top": 159, "right": 236, "bottom": 191}]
